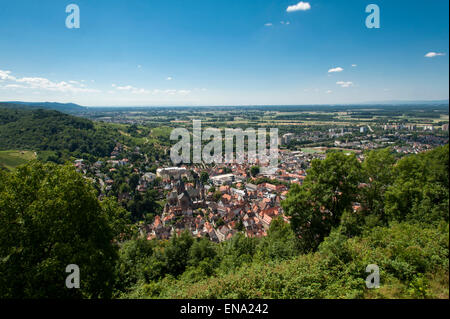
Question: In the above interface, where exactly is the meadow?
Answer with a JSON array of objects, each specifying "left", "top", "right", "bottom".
[{"left": 0, "top": 150, "right": 36, "bottom": 170}]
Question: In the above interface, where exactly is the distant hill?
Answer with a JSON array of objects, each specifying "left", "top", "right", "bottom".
[
  {"left": 0, "top": 101, "right": 86, "bottom": 113},
  {"left": 359, "top": 99, "right": 449, "bottom": 106},
  {"left": 0, "top": 107, "right": 128, "bottom": 161}
]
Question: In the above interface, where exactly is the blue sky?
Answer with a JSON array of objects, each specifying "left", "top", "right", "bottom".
[{"left": 0, "top": 0, "right": 448, "bottom": 106}]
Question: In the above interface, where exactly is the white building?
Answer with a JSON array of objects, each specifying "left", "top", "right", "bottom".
[
  {"left": 210, "top": 173, "right": 235, "bottom": 186},
  {"left": 282, "top": 133, "right": 295, "bottom": 145},
  {"left": 156, "top": 167, "right": 188, "bottom": 179}
]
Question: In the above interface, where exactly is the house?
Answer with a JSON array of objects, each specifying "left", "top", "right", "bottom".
[
  {"left": 215, "top": 225, "right": 231, "bottom": 242},
  {"left": 211, "top": 173, "right": 235, "bottom": 186},
  {"left": 142, "top": 172, "right": 157, "bottom": 183}
]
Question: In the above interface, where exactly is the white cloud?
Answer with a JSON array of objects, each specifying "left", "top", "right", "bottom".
[
  {"left": 133, "top": 88, "right": 152, "bottom": 95},
  {"left": 0, "top": 69, "right": 100, "bottom": 93},
  {"left": 287, "top": 1, "right": 311, "bottom": 12},
  {"left": 166, "top": 76, "right": 173, "bottom": 81},
  {"left": 336, "top": 81, "right": 353, "bottom": 88},
  {"left": 114, "top": 85, "right": 150, "bottom": 94},
  {"left": 326, "top": 90, "right": 332, "bottom": 94},
  {"left": 4, "top": 84, "right": 26, "bottom": 89},
  {"left": 0, "top": 70, "right": 15, "bottom": 81},
  {"left": 264, "top": 23, "right": 273, "bottom": 27},
  {"left": 115, "top": 85, "right": 135, "bottom": 91},
  {"left": 328, "top": 67, "right": 344, "bottom": 73},
  {"left": 425, "top": 52, "right": 445, "bottom": 58},
  {"left": 351, "top": 64, "right": 357, "bottom": 67},
  {"left": 113, "top": 84, "right": 191, "bottom": 96}
]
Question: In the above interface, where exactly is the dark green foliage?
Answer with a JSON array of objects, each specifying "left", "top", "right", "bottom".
[
  {"left": 359, "top": 148, "right": 396, "bottom": 223},
  {"left": 0, "top": 107, "right": 128, "bottom": 159},
  {"left": 250, "top": 165, "right": 260, "bottom": 177},
  {"left": 114, "top": 238, "right": 157, "bottom": 293},
  {"left": 282, "top": 152, "right": 362, "bottom": 252},
  {"left": 126, "top": 189, "right": 161, "bottom": 222},
  {"left": 200, "top": 171, "right": 209, "bottom": 183},
  {"left": 385, "top": 144, "right": 449, "bottom": 223},
  {"left": 135, "top": 221, "right": 448, "bottom": 299},
  {"left": 258, "top": 217, "right": 298, "bottom": 261},
  {"left": 0, "top": 161, "right": 121, "bottom": 298},
  {"left": 165, "top": 231, "right": 195, "bottom": 276}
]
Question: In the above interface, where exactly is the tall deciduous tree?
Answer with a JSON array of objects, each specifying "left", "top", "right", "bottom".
[
  {"left": 0, "top": 161, "right": 119, "bottom": 298},
  {"left": 282, "top": 152, "right": 362, "bottom": 252},
  {"left": 385, "top": 144, "right": 449, "bottom": 223},
  {"left": 359, "top": 147, "right": 396, "bottom": 223}
]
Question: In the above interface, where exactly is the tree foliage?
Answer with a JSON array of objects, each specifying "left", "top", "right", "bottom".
[
  {"left": 0, "top": 162, "right": 123, "bottom": 298},
  {"left": 282, "top": 152, "right": 362, "bottom": 252}
]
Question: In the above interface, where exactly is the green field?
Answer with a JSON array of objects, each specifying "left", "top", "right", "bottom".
[
  {"left": 0, "top": 150, "right": 36, "bottom": 170},
  {"left": 301, "top": 147, "right": 326, "bottom": 154}
]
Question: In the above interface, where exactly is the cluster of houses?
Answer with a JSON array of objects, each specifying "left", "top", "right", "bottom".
[
  {"left": 74, "top": 128, "right": 448, "bottom": 244},
  {"left": 140, "top": 150, "right": 331, "bottom": 242},
  {"left": 142, "top": 174, "right": 290, "bottom": 242}
]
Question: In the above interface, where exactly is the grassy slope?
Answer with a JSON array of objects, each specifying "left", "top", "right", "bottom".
[{"left": 0, "top": 150, "right": 36, "bottom": 170}]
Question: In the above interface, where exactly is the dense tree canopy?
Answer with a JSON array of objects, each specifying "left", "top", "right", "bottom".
[
  {"left": 384, "top": 145, "right": 449, "bottom": 223},
  {"left": 0, "top": 162, "right": 123, "bottom": 298},
  {"left": 0, "top": 107, "right": 129, "bottom": 160},
  {"left": 282, "top": 152, "right": 362, "bottom": 251}
]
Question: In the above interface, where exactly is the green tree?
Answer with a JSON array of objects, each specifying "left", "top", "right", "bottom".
[
  {"left": 129, "top": 173, "right": 140, "bottom": 191},
  {"left": 359, "top": 147, "right": 396, "bottom": 223},
  {"left": 0, "top": 161, "right": 119, "bottom": 298},
  {"left": 200, "top": 171, "right": 209, "bottom": 184},
  {"left": 258, "top": 217, "right": 298, "bottom": 261},
  {"left": 213, "top": 191, "right": 222, "bottom": 202},
  {"left": 114, "top": 238, "right": 156, "bottom": 293},
  {"left": 165, "top": 231, "right": 194, "bottom": 277},
  {"left": 384, "top": 144, "right": 449, "bottom": 223},
  {"left": 250, "top": 166, "right": 260, "bottom": 177},
  {"left": 282, "top": 152, "right": 362, "bottom": 252}
]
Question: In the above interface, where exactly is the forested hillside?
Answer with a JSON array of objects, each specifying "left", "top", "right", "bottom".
[
  {"left": 0, "top": 102, "right": 85, "bottom": 113},
  {"left": 0, "top": 107, "right": 128, "bottom": 160}
]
